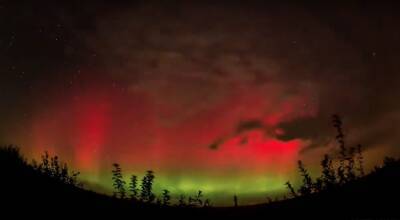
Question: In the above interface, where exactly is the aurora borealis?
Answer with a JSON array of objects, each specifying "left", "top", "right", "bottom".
[{"left": 1, "top": 1, "right": 400, "bottom": 205}]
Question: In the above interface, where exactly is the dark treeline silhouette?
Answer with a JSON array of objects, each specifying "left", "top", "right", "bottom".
[{"left": 1, "top": 115, "right": 400, "bottom": 218}]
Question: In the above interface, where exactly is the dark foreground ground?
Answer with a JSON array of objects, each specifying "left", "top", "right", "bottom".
[{"left": 1, "top": 148, "right": 399, "bottom": 219}]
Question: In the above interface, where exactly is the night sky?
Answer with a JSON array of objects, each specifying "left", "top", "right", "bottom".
[{"left": 1, "top": 1, "right": 400, "bottom": 205}]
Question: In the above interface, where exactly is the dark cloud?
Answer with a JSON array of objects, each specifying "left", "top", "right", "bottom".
[
  {"left": 209, "top": 139, "right": 223, "bottom": 150},
  {"left": 209, "top": 120, "right": 267, "bottom": 150},
  {"left": 235, "top": 120, "right": 265, "bottom": 134}
]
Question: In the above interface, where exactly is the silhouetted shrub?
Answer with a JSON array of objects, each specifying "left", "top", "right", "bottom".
[
  {"left": 297, "top": 160, "right": 314, "bottom": 195},
  {"left": 346, "top": 146, "right": 356, "bottom": 181},
  {"left": 356, "top": 144, "right": 365, "bottom": 176},
  {"left": 156, "top": 197, "right": 162, "bottom": 205},
  {"left": 40, "top": 151, "right": 51, "bottom": 175},
  {"left": 233, "top": 194, "right": 238, "bottom": 207},
  {"left": 203, "top": 198, "right": 211, "bottom": 207},
  {"left": 189, "top": 190, "right": 203, "bottom": 207},
  {"left": 332, "top": 114, "right": 360, "bottom": 183},
  {"left": 112, "top": 163, "right": 126, "bottom": 199},
  {"left": 285, "top": 181, "right": 297, "bottom": 198},
  {"left": 50, "top": 156, "right": 61, "bottom": 178},
  {"left": 140, "top": 170, "right": 155, "bottom": 203},
  {"left": 162, "top": 189, "right": 171, "bottom": 206},
  {"left": 178, "top": 194, "right": 186, "bottom": 207},
  {"left": 129, "top": 175, "right": 138, "bottom": 200},
  {"left": 320, "top": 154, "right": 336, "bottom": 190},
  {"left": 332, "top": 114, "right": 348, "bottom": 184}
]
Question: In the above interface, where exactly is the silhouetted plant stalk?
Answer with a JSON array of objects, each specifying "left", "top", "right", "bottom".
[
  {"left": 297, "top": 160, "right": 314, "bottom": 195},
  {"left": 162, "top": 189, "right": 171, "bottom": 206},
  {"left": 356, "top": 144, "right": 365, "bottom": 176},
  {"left": 112, "top": 163, "right": 126, "bottom": 199},
  {"left": 285, "top": 181, "right": 297, "bottom": 198},
  {"left": 320, "top": 154, "right": 336, "bottom": 189},
  {"left": 233, "top": 194, "right": 238, "bottom": 207},
  {"left": 346, "top": 147, "right": 356, "bottom": 181},
  {"left": 129, "top": 175, "right": 138, "bottom": 200},
  {"left": 140, "top": 170, "right": 155, "bottom": 203},
  {"left": 203, "top": 199, "right": 211, "bottom": 207},
  {"left": 332, "top": 114, "right": 348, "bottom": 184}
]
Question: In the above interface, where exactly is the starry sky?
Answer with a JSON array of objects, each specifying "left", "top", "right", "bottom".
[{"left": 1, "top": 0, "right": 400, "bottom": 205}]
